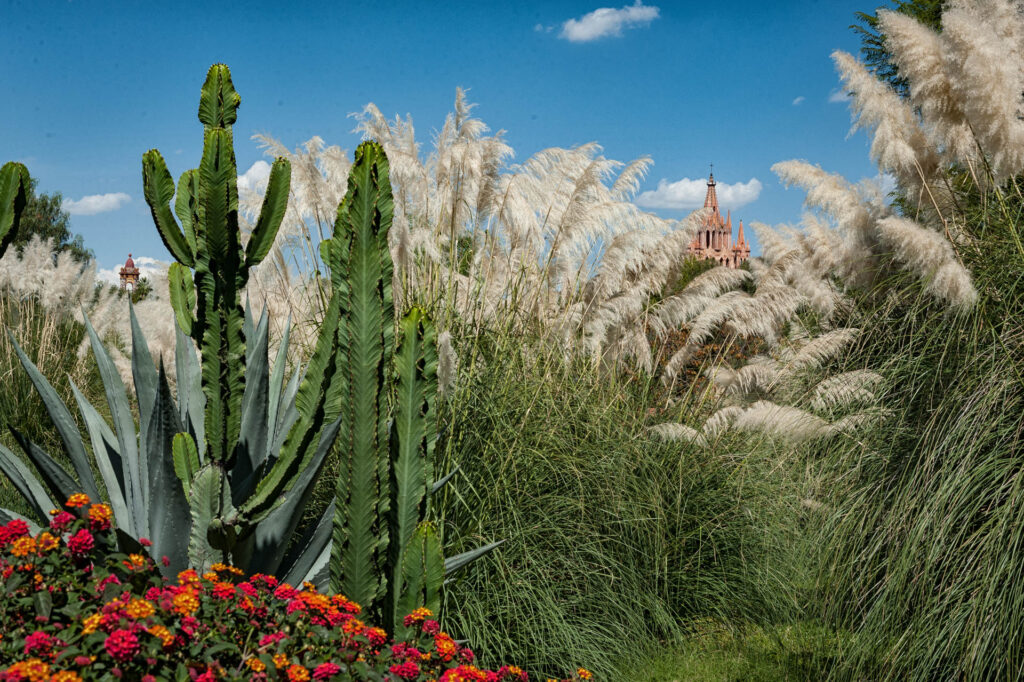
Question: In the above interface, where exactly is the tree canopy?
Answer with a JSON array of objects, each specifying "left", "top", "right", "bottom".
[{"left": 13, "top": 175, "right": 93, "bottom": 263}]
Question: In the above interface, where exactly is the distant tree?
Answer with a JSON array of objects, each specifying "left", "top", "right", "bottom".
[
  {"left": 130, "top": 276, "right": 152, "bottom": 303},
  {"left": 852, "top": 1, "right": 945, "bottom": 97},
  {"left": 13, "top": 175, "right": 93, "bottom": 263}
]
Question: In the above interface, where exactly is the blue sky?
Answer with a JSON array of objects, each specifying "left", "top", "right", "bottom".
[{"left": 1, "top": 0, "right": 881, "bottom": 278}]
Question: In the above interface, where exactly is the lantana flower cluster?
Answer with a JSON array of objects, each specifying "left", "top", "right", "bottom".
[{"left": 0, "top": 495, "right": 593, "bottom": 682}]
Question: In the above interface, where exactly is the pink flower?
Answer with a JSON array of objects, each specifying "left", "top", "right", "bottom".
[
  {"left": 24, "top": 630, "right": 55, "bottom": 655},
  {"left": 67, "top": 528, "right": 95, "bottom": 557},
  {"left": 49, "top": 511, "right": 75, "bottom": 532},
  {"left": 312, "top": 662, "right": 341, "bottom": 680},
  {"left": 388, "top": 661, "right": 420, "bottom": 679},
  {"left": 138, "top": 537, "right": 152, "bottom": 547},
  {"left": 104, "top": 628, "right": 140, "bottom": 662}
]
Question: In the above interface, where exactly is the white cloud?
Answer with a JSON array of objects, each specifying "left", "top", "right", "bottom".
[
  {"left": 636, "top": 177, "right": 763, "bottom": 210},
  {"left": 560, "top": 1, "right": 659, "bottom": 42},
  {"left": 96, "top": 255, "right": 169, "bottom": 287},
  {"left": 63, "top": 192, "right": 131, "bottom": 216},
  {"left": 792, "top": 96, "right": 805, "bottom": 106},
  {"left": 237, "top": 160, "right": 271, "bottom": 193},
  {"left": 829, "top": 88, "right": 852, "bottom": 104}
]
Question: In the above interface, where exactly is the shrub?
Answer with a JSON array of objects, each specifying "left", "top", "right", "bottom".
[{"left": 0, "top": 495, "right": 592, "bottom": 682}]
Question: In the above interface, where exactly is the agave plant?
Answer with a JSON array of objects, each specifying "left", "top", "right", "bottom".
[
  {"left": 0, "top": 161, "right": 30, "bottom": 258},
  {"left": 0, "top": 67, "right": 496, "bottom": 633}
]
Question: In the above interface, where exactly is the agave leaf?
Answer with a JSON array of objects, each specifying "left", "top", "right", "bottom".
[
  {"left": 0, "top": 508, "right": 42, "bottom": 534},
  {"left": 8, "top": 332, "right": 101, "bottom": 502},
  {"left": 9, "top": 428, "right": 79, "bottom": 510},
  {"left": 0, "top": 443, "right": 57, "bottom": 520},
  {"left": 83, "top": 311, "right": 143, "bottom": 526},
  {"left": 146, "top": 363, "right": 191, "bottom": 575},
  {"left": 245, "top": 157, "right": 291, "bottom": 267},
  {"left": 246, "top": 417, "right": 342, "bottom": 574},
  {"left": 280, "top": 500, "right": 335, "bottom": 587},
  {"left": 142, "top": 149, "right": 194, "bottom": 267},
  {"left": 69, "top": 382, "right": 131, "bottom": 536},
  {"left": 131, "top": 304, "right": 158, "bottom": 511},
  {"left": 270, "top": 365, "right": 302, "bottom": 460},
  {"left": 168, "top": 263, "right": 196, "bottom": 336},
  {"left": 234, "top": 308, "right": 270, "bottom": 504},
  {"left": 266, "top": 315, "right": 291, "bottom": 458},
  {"left": 444, "top": 540, "right": 504, "bottom": 576},
  {"left": 0, "top": 161, "right": 30, "bottom": 256},
  {"left": 174, "top": 325, "right": 205, "bottom": 461},
  {"left": 430, "top": 466, "right": 459, "bottom": 496},
  {"left": 172, "top": 433, "right": 201, "bottom": 498}
]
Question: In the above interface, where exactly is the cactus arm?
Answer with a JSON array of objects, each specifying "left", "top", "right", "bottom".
[
  {"left": 187, "top": 465, "right": 222, "bottom": 574},
  {"left": 172, "top": 433, "right": 201, "bottom": 498},
  {"left": 330, "top": 141, "right": 396, "bottom": 608},
  {"left": 70, "top": 382, "right": 132, "bottom": 536},
  {"left": 7, "top": 428, "right": 78, "bottom": 505},
  {"left": 245, "top": 157, "right": 291, "bottom": 267},
  {"left": 195, "top": 126, "right": 246, "bottom": 465},
  {"left": 142, "top": 150, "right": 195, "bottom": 267},
  {"left": 0, "top": 444, "right": 56, "bottom": 521},
  {"left": 175, "top": 169, "right": 199, "bottom": 255},
  {"left": 168, "top": 263, "right": 196, "bottom": 336},
  {"left": 8, "top": 333, "right": 102, "bottom": 502},
  {"left": 385, "top": 307, "right": 439, "bottom": 626},
  {"left": 197, "top": 64, "right": 240, "bottom": 129},
  {"left": 146, "top": 363, "right": 192, "bottom": 576},
  {"left": 0, "top": 161, "right": 30, "bottom": 257},
  {"left": 395, "top": 522, "right": 444, "bottom": 635}
]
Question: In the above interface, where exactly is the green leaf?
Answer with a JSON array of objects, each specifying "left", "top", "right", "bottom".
[
  {"left": 281, "top": 500, "right": 334, "bottom": 588},
  {"left": 246, "top": 417, "right": 341, "bottom": 574},
  {"left": 8, "top": 428, "right": 79, "bottom": 506},
  {"left": 444, "top": 540, "right": 504, "bottom": 576},
  {"left": 82, "top": 310, "right": 142, "bottom": 529},
  {"left": 146, "top": 363, "right": 191, "bottom": 577},
  {"left": 0, "top": 161, "right": 30, "bottom": 257},
  {"left": 142, "top": 150, "right": 194, "bottom": 267},
  {"left": 7, "top": 332, "right": 101, "bottom": 502},
  {"left": 70, "top": 381, "right": 131, "bottom": 536},
  {"left": 174, "top": 325, "right": 205, "bottom": 461},
  {"left": 233, "top": 308, "right": 270, "bottom": 504},
  {"left": 197, "top": 64, "right": 240, "bottom": 129},
  {"left": 131, "top": 303, "right": 158, "bottom": 509},
  {"left": 168, "top": 263, "right": 196, "bottom": 336},
  {"left": 430, "top": 466, "right": 459, "bottom": 496},
  {"left": 172, "top": 433, "right": 200, "bottom": 498},
  {"left": 245, "top": 157, "right": 291, "bottom": 266},
  {"left": 0, "top": 443, "right": 57, "bottom": 521}
]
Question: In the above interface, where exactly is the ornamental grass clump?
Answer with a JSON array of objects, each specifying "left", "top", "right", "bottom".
[{"left": 0, "top": 494, "right": 591, "bottom": 682}]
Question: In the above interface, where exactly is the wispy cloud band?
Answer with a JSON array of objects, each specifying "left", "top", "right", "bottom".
[
  {"left": 637, "top": 176, "right": 763, "bottom": 210},
  {"left": 559, "top": 1, "right": 660, "bottom": 42},
  {"left": 63, "top": 192, "right": 131, "bottom": 215}
]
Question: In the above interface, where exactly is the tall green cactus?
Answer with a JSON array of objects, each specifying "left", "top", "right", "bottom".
[
  {"left": 0, "top": 161, "right": 31, "bottom": 258},
  {"left": 327, "top": 142, "right": 500, "bottom": 632}
]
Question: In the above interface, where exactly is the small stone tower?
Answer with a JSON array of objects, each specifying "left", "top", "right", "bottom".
[
  {"left": 686, "top": 170, "right": 751, "bottom": 269},
  {"left": 119, "top": 254, "right": 140, "bottom": 291}
]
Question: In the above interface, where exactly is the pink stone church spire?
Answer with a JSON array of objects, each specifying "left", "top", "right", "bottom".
[{"left": 684, "top": 166, "right": 752, "bottom": 269}]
